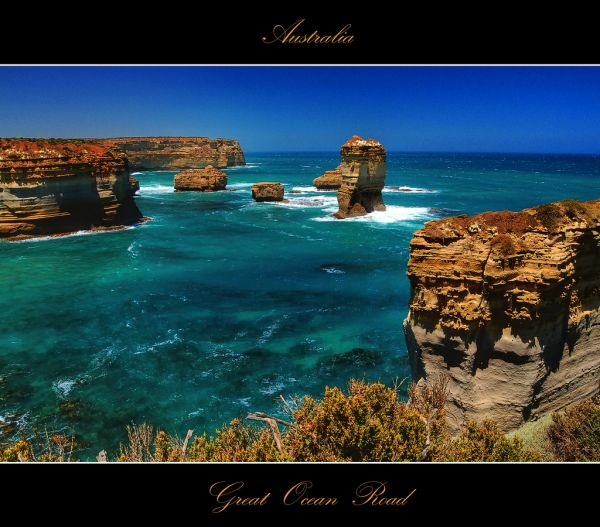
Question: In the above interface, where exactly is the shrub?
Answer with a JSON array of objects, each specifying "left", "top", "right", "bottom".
[
  {"left": 284, "top": 380, "right": 436, "bottom": 461},
  {"left": 535, "top": 203, "right": 562, "bottom": 230},
  {"left": 491, "top": 233, "right": 517, "bottom": 257},
  {"left": 433, "top": 419, "right": 540, "bottom": 462},
  {"left": 547, "top": 396, "right": 600, "bottom": 461}
]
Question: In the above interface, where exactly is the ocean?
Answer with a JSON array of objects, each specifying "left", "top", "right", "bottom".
[{"left": 1, "top": 152, "right": 599, "bottom": 459}]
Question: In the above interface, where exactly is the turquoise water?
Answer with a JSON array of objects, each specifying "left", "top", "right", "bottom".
[{"left": 1, "top": 152, "right": 599, "bottom": 459}]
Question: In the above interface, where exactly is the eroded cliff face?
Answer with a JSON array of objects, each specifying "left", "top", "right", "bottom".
[
  {"left": 313, "top": 165, "right": 342, "bottom": 190},
  {"left": 404, "top": 199, "right": 600, "bottom": 432},
  {"left": 105, "top": 137, "right": 245, "bottom": 170},
  {"left": 0, "top": 139, "right": 143, "bottom": 240},
  {"left": 334, "top": 136, "right": 386, "bottom": 219}
]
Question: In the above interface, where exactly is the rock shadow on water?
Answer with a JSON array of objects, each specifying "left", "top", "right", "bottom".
[{"left": 318, "top": 348, "right": 383, "bottom": 376}]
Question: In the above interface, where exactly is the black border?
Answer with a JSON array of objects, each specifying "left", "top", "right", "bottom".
[{"left": 2, "top": 7, "right": 598, "bottom": 520}]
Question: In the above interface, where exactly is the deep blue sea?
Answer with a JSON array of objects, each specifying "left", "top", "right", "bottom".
[{"left": 1, "top": 152, "right": 599, "bottom": 459}]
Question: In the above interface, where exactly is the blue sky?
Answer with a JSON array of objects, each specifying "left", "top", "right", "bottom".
[{"left": 1, "top": 66, "right": 599, "bottom": 153}]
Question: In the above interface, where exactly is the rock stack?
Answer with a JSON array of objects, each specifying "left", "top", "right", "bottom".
[
  {"left": 251, "top": 182, "right": 286, "bottom": 202},
  {"left": 334, "top": 136, "right": 387, "bottom": 219},
  {"left": 174, "top": 165, "right": 227, "bottom": 192}
]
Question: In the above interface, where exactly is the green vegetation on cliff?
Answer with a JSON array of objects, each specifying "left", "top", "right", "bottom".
[{"left": 1, "top": 380, "right": 598, "bottom": 462}]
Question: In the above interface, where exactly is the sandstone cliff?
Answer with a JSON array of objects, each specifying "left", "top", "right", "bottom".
[
  {"left": 404, "top": 199, "right": 600, "bottom": 432},
  {"left": 174, "top": 165, "right": 227, "bottom": 192},
  {"left": 313, "top": 165, "right": 342, "bottom": 190},
  {"left": 334, "top": 136, "right": 386, "bottom": 219},
  {"left": 252, "top": 182, "right": 286, "bottom": 202},
  {"left": 0, "top": 139, "right": 143, "bottom": 240},
  {"left": 105, "top": 137, "right": 245, "bottom": 170}
]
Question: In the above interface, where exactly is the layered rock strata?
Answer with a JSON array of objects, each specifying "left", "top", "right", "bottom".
[
  {"left": 0, "top": 139, "right": 143, "bottom": 240},
  {"left": 104, "top": 137, "right": 245, "bottom": 170},
  {"left": 334, "top": 136, "right": 386, "bottom": 219},
  {"left": 404, "top": 199, "right": 600, "bottom": 432},
  {"left": 313, "top": 165, "right": 342, "bottom": 190},
  {"left": 251, "top": 182, "right": 286, "bottom": 202},
  {"left": 174, "top": 165, "right": 227, "bottom": 192}
]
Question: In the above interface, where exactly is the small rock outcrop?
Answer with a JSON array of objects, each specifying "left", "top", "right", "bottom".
[
  {"left": 313, "top": 166, "right": 342, "bottom": 190},
  {"left": 0, "top": 139, "right": 143, "bottom": 240},
  {"left": 251, "top": 182, "right": 286, "bottom": 202},
  {"left": 174, "top": 165, "right": 227, "bottom": 192},
  {"left": 104, "top": 137, "right": 245, "bottom": 170},
  {"left": 334, "top": 136, "right": 386, "bottom": 219},
  {"left": 404, "top": 199, "right": 600, "bottom": 432}
]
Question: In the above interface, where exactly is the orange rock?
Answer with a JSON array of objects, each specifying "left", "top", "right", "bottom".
[
  {"left": 174, "top": 165, "right": 227, "bottom": 192},
  {"left": 0, "top": 138, "right": 143, "bottom": 240},
  {"left": 332, "top": 136, "right": 386, "bottom": 219},
  {"left": 404, "top": 198, "right": 600, "bottom": 432},
  {"left": 103, "top": 137, "right": 245, "bottom": 170},
  {"left": 251, "top": 182, "right": 286, "bottom": 202},
  {"left": 313, "top": 165, "right": 342, "bottom": 189}
]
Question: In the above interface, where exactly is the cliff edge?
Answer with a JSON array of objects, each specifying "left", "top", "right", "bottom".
[
  {"left": 104, "top": 137, "right": 245, "bottom": 170},
  {"left": 404, "top": 199, "right": 600, "bottom": 432},
  {"left": 0, "top": 139, "right": 143, "bottom": 240}
]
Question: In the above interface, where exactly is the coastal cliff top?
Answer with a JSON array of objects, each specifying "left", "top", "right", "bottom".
[
  {"left": 341, "top": 135, "right": 386, "bottom": 156},
  {"left": 0, "top": 138, "right": 118, "bottom": 162},
  {"left": 342, "top": 135, "right": 383, "bottom": 147},
  {"left": 104, "top": 137, "right": 242, "bottom": 145},
  {"left": 407, "top": 198, "right": 600, "bottom": 331},
  {"left": 419, "top": 198, "right": 600, "bottom": 242}
]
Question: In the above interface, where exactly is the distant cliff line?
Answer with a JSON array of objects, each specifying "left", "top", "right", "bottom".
[
  {"left": 1, "top": 136, "right": 247, "bottom": 170},
  {"left": 103, "top": 137, "right": 246, "bottom": 170},
  {"left": 0, "top": 136, "right": 245, "bottom": 239}
]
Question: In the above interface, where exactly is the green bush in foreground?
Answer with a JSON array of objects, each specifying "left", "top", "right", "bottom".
[
  {"left": 2, "top": 380, "right": 598, "bottom": 462},
  {"left": 547, "top": 396, "right": 600, "bottom": 461},
  {"left": 434, "top": 420, "right": 540, "bottom": 462}
]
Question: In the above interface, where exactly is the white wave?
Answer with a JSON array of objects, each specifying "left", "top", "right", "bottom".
[
  {"left": 322, "top": 266, "right": 345, "bottom": 274},
  {"left": 383, "top": 186, "right": 435, "bottom": 193},
  {"left": 139, "top": 184, "right": 174, "bottom": 195},
  {"left": 146, "top": 331, "right": 182, "bottom": 353},
  {"left": 130, "top": 171, "right": 143, "bottom": 176},
  {"left": 313, "top": 205, "right": 432, "bottom": 224},
  {"left": 224, "top": 163, "right": 261, "bottom": 170},
  {"left": 53, "top": 379, "right": 78, "bottom": 398},
  {"left": 260, "top": 380, "right": 286, "bottom": 396},
  {"left": 11, "top": 226, "right": 136, "bottom": 243},
  {"left": 291, "top": 186, "right": 336, "bottom": 193},
  {"left": 275, "top": 196, "right": 338, "bottom": 209}
]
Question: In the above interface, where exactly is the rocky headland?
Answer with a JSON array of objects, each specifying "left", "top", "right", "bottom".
[
  {"left": 174, "top": 165, "right": 227, "bottom": 192},
  {"left": 0, "top": 139, "right": 143, "bottom": 240},
  {"left": 104, "top": 137, "right": 245, "bottom": 170},
  {"left": 252, "top": 182, "right": 286, "bottom": 202},
  {"left": 313, "top": 165, "right": 342, "bottom": 190},
  {"left": 404, "top": 199, "right": 600, "bottom": 432},
  {"left": 334, "top": 136, "right": 387, "bottom": 219}
]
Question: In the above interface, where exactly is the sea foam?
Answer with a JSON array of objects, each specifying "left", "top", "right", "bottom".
[
  {"left": 313, "top": 205, "right": 432, "bottom": 224},
  {"left": 139, "top": 184, "right": 174, "bottom": 195}
]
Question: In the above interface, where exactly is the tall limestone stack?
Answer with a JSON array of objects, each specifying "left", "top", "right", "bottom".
[
  {"left": 334, "top": 136, "right": 386, "bottom": 219},
  {"left": 0, "top": 139, "right": 143, "bottom": 240},
  {"left": 403, "top": 199, "right": 600, "bottom": 432}
]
